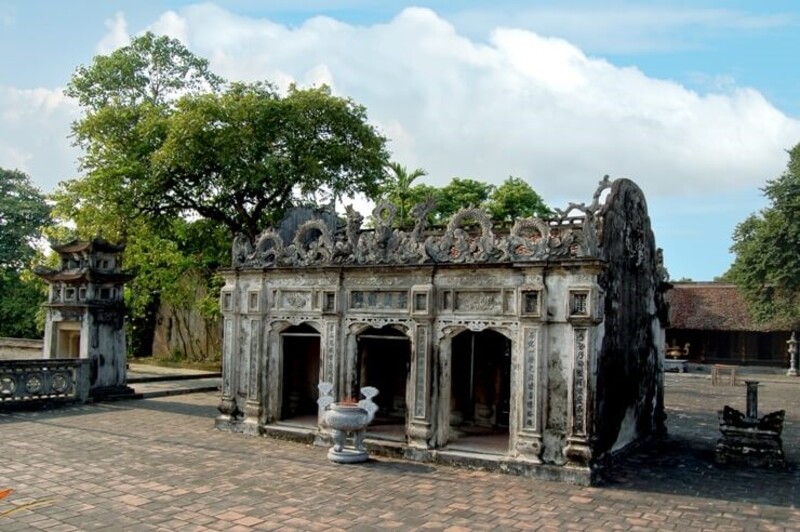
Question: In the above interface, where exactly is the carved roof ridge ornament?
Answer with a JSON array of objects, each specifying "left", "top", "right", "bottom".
[{"left": 231, "top": 175, "right": 621, "bottom": 268}]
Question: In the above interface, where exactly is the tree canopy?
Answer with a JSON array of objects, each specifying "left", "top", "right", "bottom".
[
  {"left": 54, "top": 32, "right": 389, "bottom": 357},
  {"left": 0, "top": 168, "right": 50, "bottom": 270},
  {"left": 435, "top": 178, "right": 495, "bottom": 221},
  {"left": 727, "top": 142, "right": 800, "bottom": 327},
  {"left": 485, "top": 176, "right": 552, "bottom": 221},
  {"left": 0, "top": 167, "right": 50, "bottom": 338},
  {"left": 62, "top": 33, "right": 389, "bottom": 241},
  {"left": 151, "top": 82, "right": 389, "bottom": 239}
]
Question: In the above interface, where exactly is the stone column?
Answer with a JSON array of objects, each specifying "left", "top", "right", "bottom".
[
  {"left": 787, "top": 332, "right": 798, "bottom": 377},
  {"left": 564, "top": 327, "right": 592, "bottom": 467},
  {"left": 514, "top": 326, "right": 544, "bottom": 463},
  {"left": 218, "top": 316, "right": 239, "bottom": 422},
  {"left": 243, "top": 318, "right": 263, "bottom": 434},
  {"left": 408, "top": 323, "right": 433, "bottom": 450}
]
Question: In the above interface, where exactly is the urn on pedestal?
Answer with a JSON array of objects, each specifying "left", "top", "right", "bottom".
[{"left": 317, "top": 383, "right": 379, "bottom": 463}]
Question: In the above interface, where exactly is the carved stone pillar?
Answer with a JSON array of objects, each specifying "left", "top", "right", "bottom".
[
  {"left": 318, "top": 319, "right": 339, "bottom": 432},
  {"left": 514, "top": 326, "right": 544, "bottom": 462},
  {"left": 408, "top": 323, "right": 433, "bottom": 449},
  {"left": 564, "top": 327, "right": 592, "bottom": 467},
  {"left": 243, "top": 318, "right": 263, "bottom": 434},
  {"left": 218, "top": 316, "right": 239, "bottom": 420}
]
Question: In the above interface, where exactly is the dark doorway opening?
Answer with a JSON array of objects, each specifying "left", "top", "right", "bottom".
[
  {"left": 356, "top": 326, "right": 410, "bottom": 440},
  {"left": 448, "top": 329, "right": 511, "bottom": 453},
  {"left": 280, "top": 324, "right": 321, "bottom": 425}
]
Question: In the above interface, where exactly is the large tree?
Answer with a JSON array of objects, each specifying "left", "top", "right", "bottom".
[
  {"left": 59, "top": 32, "right": 222, "bottom": 240},
  {"left": 486, "top": 176, "right": 552, "bottom": 222},
  {"left": 0, "top": 168, "right": 50, "bottom": 338},
  {"left": 151, "top": 82, "right": 389, "bottom": 239},
  {"left": 727, "top": 142, "right": 800, "bottom": 327},
  {"left": 434, "top": 178, "right": 495, "bottom": 221},
  {"left": 0, "top": 168, "right": 51, "bottom": 270},
  {"left": 58, "top": 32, "right": 389, "bottom": 357}
]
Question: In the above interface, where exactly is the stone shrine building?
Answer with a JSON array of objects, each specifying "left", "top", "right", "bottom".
[
  {"left": 34, "top": 238, "right": 135, "bottom": 398},
  {"left": 216, "top": 177, "right": 668, "bottom": 484}
]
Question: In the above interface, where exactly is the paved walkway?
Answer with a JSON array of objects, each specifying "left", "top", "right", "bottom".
[{"left": 0, "top": 374, "right": 798, "bottom": 531}]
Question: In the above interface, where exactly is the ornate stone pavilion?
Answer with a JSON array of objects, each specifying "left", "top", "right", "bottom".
[
  {"left": 216, "top": 177, "right": 668, "bottom": 484},
  {"left": 34, "top": 238, "right": 135, "bottom": 398}
]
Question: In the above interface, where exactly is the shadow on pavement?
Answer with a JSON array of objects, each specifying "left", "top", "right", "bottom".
[{"left": 606, "top": 433, "right": 799, "bottom": 507}]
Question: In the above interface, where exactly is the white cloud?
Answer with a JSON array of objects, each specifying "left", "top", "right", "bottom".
[
  {"left": 96, "top": 12, "right": 130, "bottom": 54},
  {"left": 0, "top": 86, "right": 80, "bottom": 190},
  {"left": 449, "top": 6, "right": 796, "bottom": 54},
  {"left": 6, "top": 3, "right": 800, "bottom": 211},
  {"left": 134, "top": 4, "right": 800, "bottom": 201}
]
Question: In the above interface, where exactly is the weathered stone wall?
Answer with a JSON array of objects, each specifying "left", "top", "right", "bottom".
[
  {"left": 217, "top": 177, "right": 666, "bottom": 483},
  {"left": 0, "top": 337, "right": 43, "bottom": 360},
  {"left": 593, "top": 179, "right": 667, "bottom": 460}
]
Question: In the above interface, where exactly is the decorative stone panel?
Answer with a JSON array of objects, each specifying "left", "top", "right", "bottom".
[
  {"left": 413, "top": 325, "right": 428, "bottom": 419},
  {"left": 349, "top": 290, "right": 409, "bottom": 312},
  {"left": 323, "top": 320, "right": 337, "bottom": 383}
]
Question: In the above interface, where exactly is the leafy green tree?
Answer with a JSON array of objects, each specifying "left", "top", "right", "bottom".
[
  {"left": 434, "top": 178, "right": 495, "bottom": 221},
  {"left": 62, "top": 32, "right": 223, "bottom": 241},
  {"left": 58, "top": 33, "right": 226, "bottom": 357},
  {"left": 151, "top": 82, "right": 389, "bottom": 239},
  {"left": 727, "top": 142, "right": 800, "bottom": 327},
  {"left": 0, "top": 168, "right": 50, "bottom": 338},
  {"left": 382, "top": 162, "right": 427, "bottom": 227},
  {"left": 59, "top": 33, "right": 389, "bottom": 358},
  {"left": 486, "top": 176, "right": 552, "bottom": 222},
  {"left": 0, "top": 168, "right": 51, "bottom": 270}
]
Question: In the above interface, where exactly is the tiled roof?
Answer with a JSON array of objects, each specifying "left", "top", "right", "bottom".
[
  {"left": 52, "top": 238, "right": 125, "bottom": 254},
  {"left": 667, "top": 283, "right": 789, "bottom": 332}
]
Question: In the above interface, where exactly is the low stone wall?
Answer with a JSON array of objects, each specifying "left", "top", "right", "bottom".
[
  {"left": 0, "top": 337, "right": 44, "bottom": 360},
  {"left": 0, "top": 358, "right": 90, "bottom": 407}
]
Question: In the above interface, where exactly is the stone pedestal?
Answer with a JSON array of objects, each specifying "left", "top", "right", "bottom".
[
  {"left": 715, "top": 383, "right": 785, "bottom": 469},
  {"left": 664, "top": 359, "right": 688, "bottom": 373}
]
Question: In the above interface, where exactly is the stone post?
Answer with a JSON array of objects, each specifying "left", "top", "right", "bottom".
[
  {"left": 745, "top": 380, "right": 758, "bottom": 419},
  {"left": 787, "top": 332, "right": 798, "bottom": 377}
]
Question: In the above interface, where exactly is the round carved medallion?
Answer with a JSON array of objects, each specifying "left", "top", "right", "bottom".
[
  {"left": 26, "top": 374, "right": 43, "bottom": 394},
  {"left": 51, "top": 373, "right": 69, "bottom": 393},
  {"left": 0, "top": 376, "right": 16, "bottom": 395}
]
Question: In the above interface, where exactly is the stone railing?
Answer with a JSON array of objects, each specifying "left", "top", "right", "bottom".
[{"left": 0, "top": 359, "right": 90, "bottom": 407}]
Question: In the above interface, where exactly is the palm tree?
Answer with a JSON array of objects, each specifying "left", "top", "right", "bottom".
[{"left": 385, "top": 162, "right": 427, "bottom": 226}]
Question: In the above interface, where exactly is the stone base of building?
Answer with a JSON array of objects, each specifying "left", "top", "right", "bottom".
[
  {"left": 215, "top": 418, "right": 599, "bottom": 485},
  {"left": 89, "top": 385, "right": 138, "bottom": 401}
]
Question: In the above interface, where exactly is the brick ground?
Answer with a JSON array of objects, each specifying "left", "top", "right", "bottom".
[{"left": 1, "top": 374, "right": 798, "bottom": 531}]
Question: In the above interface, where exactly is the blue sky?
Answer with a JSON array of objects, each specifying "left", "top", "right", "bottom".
[{"left": 1, "top": 1, "right": 798, "bottom": 281}]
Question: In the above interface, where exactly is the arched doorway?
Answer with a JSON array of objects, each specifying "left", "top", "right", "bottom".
[
  {"left": 355, "top": 326, "right": 411, "bottom": 439},
  {"left": 448, "top": 329, "right": 511, "bottom": 452},
  {"left": 280, "top": 324, "right": 321, "bottom": 425}
]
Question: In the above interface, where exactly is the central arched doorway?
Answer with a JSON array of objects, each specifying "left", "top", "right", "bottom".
[
  {"left": 355, "top": 326, "right": 411, "bottom": 441},
  {"left": 448, "top": 329, "right": 511, "bottom": 453},
  {"left": 279, "top": 324, "right": 321, "bottom": 426}
]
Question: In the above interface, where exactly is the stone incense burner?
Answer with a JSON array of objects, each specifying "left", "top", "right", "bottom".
[{"left": 317, "top": 383, "right": 379, "bottom": 463}]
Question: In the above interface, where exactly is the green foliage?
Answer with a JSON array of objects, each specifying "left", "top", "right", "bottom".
[
  {"left": 434, "top": 178, "right": 495, "bottom": 221},
  {"left": 65, "top": 31, "right": 222, "bottom": 110},
  {"left": 0, "top": 168, "right": 51, "bottom": 270},
  {"left": 382, "top": 162, "right": 427, "bottom": 227},
  {"left": 0, "top": 269, "right": 47, "bottom": 338},
  {"left": 0, "top": 168, "right": 50, "bottom": 338},
  {"left": 59, "top": 33, "right": 388, "bottom": 360},
  {"left": 727, "top": 142, "right": 800, "bottom": 327},
  {"left": 151, "top": 82, "right": 388, "bottom": 239},
  {"left": 485, "top": 176, "right": 552, "bottom": 222}
]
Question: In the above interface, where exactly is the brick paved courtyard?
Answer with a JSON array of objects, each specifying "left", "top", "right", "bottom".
[{"left": 1, "top": 374, "right": 798, "bottom": 531}]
